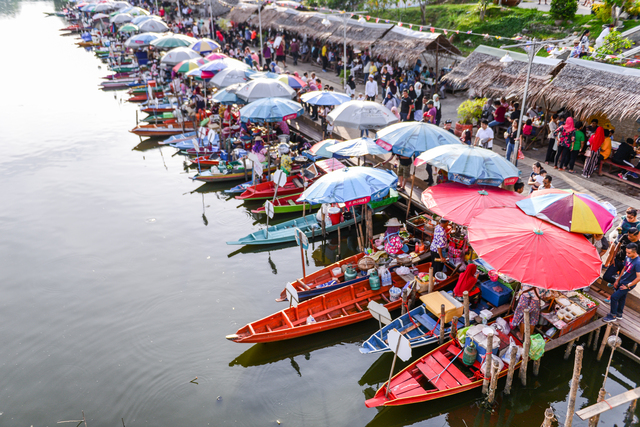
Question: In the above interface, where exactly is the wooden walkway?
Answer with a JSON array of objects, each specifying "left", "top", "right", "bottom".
[{"left": 588, "top": 287, "right": 640, "bottom": 345}]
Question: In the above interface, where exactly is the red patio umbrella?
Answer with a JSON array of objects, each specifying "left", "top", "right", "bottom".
[
  {"left": 421, "top": 182, "right": 523, "bottom": 226},
  {"left": 468, "top": 207, "right": 602, "bottom": 291}
]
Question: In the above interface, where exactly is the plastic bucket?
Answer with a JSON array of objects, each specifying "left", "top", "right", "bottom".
[
  {"left": 328, "top": 207, "right": 342, "bottom": 225},
  {"left": 148, "top": 80, "right": 156, "bottom": 88},
  {"left": 434, "top": 271, "right": 447, "bottom": 282},
  {"left": 389, "top": 286, "right": 401, "bottom": 302},
  {"left": 331, "top": 267, "right": 342, "bottom": 277}
]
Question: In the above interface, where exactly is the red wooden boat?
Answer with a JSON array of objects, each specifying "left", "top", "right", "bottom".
[
  {"left": 277, "top": 258, "right": 458, "bottom": 303},
  {"left": 226, "top": 263, "right": 450, "bottom": 344},
  {"left": 250, "top": 193, "right": 320, "bottom": 215},
  {"left": 365, "top": 321, "right": 521, "bottom": 408},
  {"left": 190, "top": 156, "right": 220, "bottom": 167},
  {"left": 128, "top": 93, "right": 165, "bottom": 103},
  {"left": 141, "top": 105, "right": 174, "bottom": 114},
  {"left": 130, "top": 122, "right": 195, "bottom": 137},
  {"left": 235, "top": 174, "right": 312, "bottom": 201}
]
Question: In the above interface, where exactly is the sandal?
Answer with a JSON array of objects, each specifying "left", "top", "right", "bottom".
[{"left": 568, "top": 170, "right": 575, "bottom": 173}]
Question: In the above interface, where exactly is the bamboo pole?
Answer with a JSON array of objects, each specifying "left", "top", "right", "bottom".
[
  {"left": 428, "top": 266, "right": 434, "bottom": 294},
  {"left": 564, "top": 345, "right": 584, "bottom": 427},
  {"left": 541, "top": 408, "right": 555, "bottom": 427},
  {"left": 587, "top": 330, "right": 594, "bottom": 348},
  {"left": 408, "top": 281, "right": 417, "bottom": 311},
  {"left": 564, "top": 339, "right": 576, "bottom": 360},
  {"left": 593, "top": 326, "right": 602, "bottom": 351},
  {"left": 487, "top": 360, "right": 500, "bottom": 405},
  {"left": 520, "top": 308, "right": 531, "bottom": 386},
  {"left": 597, "top": 323, "right": 613, "bottom": 361},
  {"left": 463, "top": 291, "right": 470, "bottom": 327},
  {"left": 337, "top": 221, "right": 341, "bottom": 259},
  {"left": 588, "top": 388, "right": 607, "bottom": 427},
  {"left": 483, "top": 331, "right": 494, "bottom": 394},
  {"left": 439, "top": 304, "right": 446, "bottom": 345},
  {"left": 365, "top": 205, "right": 373, "bottom": 247},
  {"left": 533, "top": 358, "right": 541, "bottom": 376},
  {"left": 406, "top": 169, "right": 416, "bottom": 220},
  {"left": 504, "top": 344, "right": 517, "bottom": 395},
  {"left": 633, "top": 343, "right": 638, "bottom": 354}
]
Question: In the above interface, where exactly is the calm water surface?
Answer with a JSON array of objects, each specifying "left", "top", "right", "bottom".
[{"left": 0, "top": 3, "right": 639, "bottom": 426}]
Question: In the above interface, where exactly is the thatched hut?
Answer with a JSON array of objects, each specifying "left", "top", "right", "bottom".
[
  {"left": 532, "top": 58, "right": 640, "bottom": 121},
  {"left": 373, "top": 26, "right": 461, "bottom": 65},
  {"left": 227, "top": 3, "right": 259, "bottom": 24}
]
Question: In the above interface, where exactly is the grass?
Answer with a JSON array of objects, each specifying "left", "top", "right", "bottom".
[{"left": 370, "top": 4, "right": 637, "bottom": 55}]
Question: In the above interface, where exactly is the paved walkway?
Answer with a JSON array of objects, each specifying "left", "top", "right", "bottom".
[{"left": 518, "top": 0, "right": 593, "bottom": 16}]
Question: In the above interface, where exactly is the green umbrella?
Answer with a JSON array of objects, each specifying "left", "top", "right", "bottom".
[
  {"left": 118, "top": 23, "right": 139, "bottom": 33},
  {"left": 150, "top": 34, "right": 195, "bottom": 49}
]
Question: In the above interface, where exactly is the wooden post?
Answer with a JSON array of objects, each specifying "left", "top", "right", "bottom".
[
  {"left": 401, "top": 287, "right": 409, "bottom": 316},
  {"left": 533, "top": 358, "right": 541, "bottom": 376},
  {"left": 625, "top": 399, "right": 637, "bottom": 425},
  {"left": 365, "top": 205, "right": 373, "bottom": 247},
  {"left": 564, "top": 345, "right": 584, "bottom": 427},
  {"left": 439, "top": 304, "right": 446, "bottom": 345},
  {"left": 588, "top": 388, "right": 607, "bottom": 427},
  {"left": 408, "top": 281, "right": 417, "bottom": 311},
  {"left": 597, "top": 323, "right": 613, "bottom": 361},
  {"left": 300, "top": 243, "right": 306, "bottom": 283},
  {"left": 487, "top": 360, "right": 500, "bottom": 404},
  {"left": 587, "top": 330, "right": 594, "bottom": 348},
  {"left": 463, "top": 291, "right": 470, "bottom": 327},
  {"left": 564, "top": 339, "right": 576, "bottom": 360},
  {"left": 451, "top": 316, "right": 459, "bottom": 341},
  {"left": 428, "top": 266, "right": 434, "bottom": 294},
  {"left": 504, "top": 344, "right": 517, "bottom": 395},
  {"left": 337, "top": 222, "right": 341, "bottom": 259},
  {"left": 405, "top": 170, "right": 416, "bottom": 220},
  {"left": 541, "top": 408, "right": 555, "bottom": 427},
  {"left": 593, "top": 327, "right": 601, "bottom": 351},
  {"left": 520, "top": 308, "right": 531, "bottom": 386},
  {"left": 482, "top": 331, "right": 494, "bottom": 394},
  {"left": 633, "top": 343, "right": 638, "bottom": 354},
  {"left": 358, "top": 206, "right": 366, "bottom": 249},
  {"left": 242, "top": 158, "right": 248, "bottom": 181}
]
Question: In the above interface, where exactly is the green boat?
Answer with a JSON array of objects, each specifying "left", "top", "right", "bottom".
[
  {"left": 227, "top": 190, "right": 398, "bottom": 246},
  {"left": 250, "top": 194, "right": 320, "bottom": 216},
  {"left": 141, "top": 112, "right": 175, "bottom": 123}
]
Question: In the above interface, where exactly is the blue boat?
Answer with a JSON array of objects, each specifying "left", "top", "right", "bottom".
[
  {"left": 158, "top": 132, "right": 197, "bottom": 145},
  {"left": 360, "top": 304, "right": 466, "bottom": 355},
  {"left": 225, "top": 181, "right": 254, "bottom": 194}
]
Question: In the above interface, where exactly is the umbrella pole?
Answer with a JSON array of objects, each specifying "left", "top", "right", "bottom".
[
  {"left": 406, "top": 168, "right": 416, "bottom": 220},
  {"left": 352, "top": 206, "right": 362, "bottom": 252},
  {"left": 337, "top": 219, "right": 341, "bottom": 259},
  {"left": 358, "top": 206, "right": 366, "bottom": 250}
]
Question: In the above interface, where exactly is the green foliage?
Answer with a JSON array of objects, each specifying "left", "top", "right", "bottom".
[
  {"left": 626, "top": 0, "right": 640, "bottom": 15},
  {"left": 364, "top": 0, "right": 390, "bottom": 14},
  {"left": 457, "top": 98, "right": 486, "bottom": 125},
  {"left": 594, "top": 30, "right": 633, "bottom": 59},
  {"left": 592, "top": 3, "right": 612, "bottom": 21},
  {"left": 550, "top": 0, "right": 578, "bottom": 20}
]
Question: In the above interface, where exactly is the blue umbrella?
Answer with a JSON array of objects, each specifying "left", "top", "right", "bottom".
[
  {"left": 414, "top": 144, "right": 521, "bottom": 187},
  {"left": 297, "top": 166, "right": 398, "bottom": 205},
  {"left": 245, "top": 70, "right": 280, "bottom": 80},
  {"left": 375, "top": 122, "right": 460, "bottom": 157},
  {"left": 211, "top": 89, "right": 247, "bottom": 105},
  {"left": 239, "top": 97, "right": 303, "bottom": 123},
  {"left": 326, "top": 137, "right": 390, "bottom": 157},
  {"left": 300, "top": 90, "right": 351, "bottom": 106}
]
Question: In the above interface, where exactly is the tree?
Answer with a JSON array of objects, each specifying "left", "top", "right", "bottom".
[
  {"left": 477, "top": 0, "right": 490, "bottom": 21},
  {"left": 593, "top": 30, "right": 632, "bottom": 61},
  {"left": 550, "top": 0, "right": 578, "bottom": 20}
]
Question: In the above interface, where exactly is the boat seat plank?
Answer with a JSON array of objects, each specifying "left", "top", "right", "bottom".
[
  {"left": 414, "top": 313, "right": 437, "bottom": 331},
  {"left": 288, "top": 200, "right": 297, "bottom": 206},
  {"left": 415, "top": 359, "right": 452, "bottom": 391},
  {"left": 293, "top": 177, "right": 304, "bottom": 188},
  {"left": 390, "top": 371, "right": 424, "bottom": 398},
  {"left": 432, "top": 351, "right": 471, "bottom": 386},
  {"left": 424, "top": 355, "right": 466, "bottom": 389}
]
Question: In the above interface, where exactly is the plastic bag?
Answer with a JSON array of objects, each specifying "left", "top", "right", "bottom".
[
  {"left": 481, "top": 356, "right": 504, "bottom": 377},
  {"left": 501, "top": 337, "right": 522, "bottom": 364},
  {"left": 306, "top": 315, "right": 316, "bottom": 325},
  {"left": 457, "top": 326, "right": 471, "bottom": 344},
  {"left": 529, "top": 334, "right": 546, "bottom": 361}
]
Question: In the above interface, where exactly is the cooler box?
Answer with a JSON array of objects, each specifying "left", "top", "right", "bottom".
[
  {"left": 420, "top": 291, "right": 463, "bottom": 323},
  {"left": 480, "top": 281, "right": 512, "bottom": 307}
]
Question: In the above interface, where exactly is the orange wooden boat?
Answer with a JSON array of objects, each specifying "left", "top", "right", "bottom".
[
  {"left": 130, "top": 122, "right": 195, "bottom": 137},
  {"left": 227, "top": 262, "right": 458, "bottom": 344}
]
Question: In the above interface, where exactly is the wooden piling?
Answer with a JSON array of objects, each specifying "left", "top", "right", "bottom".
[
  {"left": 588, "top": 388, "right": 606, "bottom": 427},
  {"left": 365, "top": 206, "right": 373, "bottom": 247},
  {"left": 592, "top": 326, "right": 601, "bottom": 351},
  {"left": 482, "top": 331, "right": 494, "bottom": 394},
  {"left": 625, "top": 399, "right": 637, "bottom": 425},
  {"left": 451, "top": 316, "right": 459, "bottom": 341},
  {"left": 541, "top": 408, "right": 555, "bottom": 427},
  {"left": 401, "top": 287, "right": 409, "bottom": 316},
  {"left": 564, "top": 339, "right": 576, "bottom": 360},
  {"left": 439, "top": 304, "right": 445, "bottom": 345},
  {"left": 463, "top": 291, "right": 470, "bottom": 327},
  {"left": 487, "top": 360, "right": 500, "bottom": 404},
  {"left": 597, "top": 323, "right": 613, "bottom": 361},
  {"left": 633, "top": 343, "right": 638, "bottom": 354},
  {"left": 408, "top": 281, "right": 417, "bottom": 311},
  {"left": 533, "top": 358, "right": 541, "bottom": 376},
  {"left": 520, "top": 309, "right": 531, "bottom": 386},
  {"left": 564, "top": 345, "right": 584, "bottom": 427},
  {"left": 504, "top": 345, "right": 517, "bottom": 395},
  {"left": 587, "top": 330, "right": 594, "bottom": 348},
  {"left": 428, "top": 266, "right": 434, "bottom": 294}
]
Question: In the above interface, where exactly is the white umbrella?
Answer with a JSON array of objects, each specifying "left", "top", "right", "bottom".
[
  {"left": 235, "top": 78, "right": 295, "bottom": 103},
  {"left": 93, "top": 3, "right": 116, "bottom": 12},
  {"left": 160, "top": 47, "right": 200, "bottom": 66},
  {"left": 131, "top": 15, "right": 156, "bottom": 25},
  {"left": 92, "top": 12, "right": 110, "bottom": 20},
  {"left": 210, "top": 67, "right": 249, "bottom": 88},
  {"left": 327, "top": 100, "right": 399, "bottom": 131},
  {"left": 110, "top": 13, "right": 132, "bottom": 23},
  {"left": 151, "top": 33, "right": 196, "bottom": 49},
  {"left": 128, "top": 6, "right": 150, "bottom": 16},
  {"left": 112, "top": 1, "right": 131, "bottom": 9},
  {"left": 124, "top": 32, "right": 160, "bottom": 48},
  {"left": 326, "top": 137, "right": 390, "bottom": 157},
  {"left": 138, "top": 19, "right": 169, "bottom": 33}
]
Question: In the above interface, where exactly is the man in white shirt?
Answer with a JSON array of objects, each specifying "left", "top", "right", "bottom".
[
  {"left": 365, "top": 75, "right": 378, "bottom": 101},
  {"left": 474, "top": 120, "right": 494, "bottom": 149}
]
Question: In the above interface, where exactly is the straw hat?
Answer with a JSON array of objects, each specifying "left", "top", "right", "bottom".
[
  {"left": 385, "top": 218, "right": 403, "bottom": 227},
  {"left": 254, "top": 135, "right": 263, "bottom": 141}
]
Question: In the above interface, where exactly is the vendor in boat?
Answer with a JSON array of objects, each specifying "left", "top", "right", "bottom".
[
  {"left": 447, "top": 225, "right": 468, "bottom": 271},
  {"left": 511, "top": 284, "right": 556, "bottom": 340},
  {"left": 383, "top": 218, "right": 404, "bottom": 255},
  {"left": 429, "top": 218, "right": 450, "bottom": 273}
]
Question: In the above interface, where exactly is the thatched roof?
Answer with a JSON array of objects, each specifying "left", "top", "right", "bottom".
[
  {"left": 374, "top": 26, "right": 461, "bottom": 63},
  {"left": 533, "top": 58, "right": 640, "bottom": 120},
  {"left": 443, "top": 45, "right": 562, "bottom": 99},
  {"left": 227, "top": 3, "right": 259, "bottom": 23},
  {"left": 259, "top": 6, "right": 312, "bottom": 33}
]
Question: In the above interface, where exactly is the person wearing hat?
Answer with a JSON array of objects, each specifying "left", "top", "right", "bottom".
[
  {"left": 444, "top": 120, "right": 454, "bottom": 134},
  {"left": 365, "top": 75, "right": 378, "bottom": 101},
  {"left": 290, "top": 38, "right": 300, "bottom": 65},
  {"left": 383, "top": 218, "right": 405, "bottom": 255},
  {"left": 570, "top": 39, "right": 583, "bottom": 58},
  {"left": 430, "top": 218, "right": 450, "bottom": 273}
]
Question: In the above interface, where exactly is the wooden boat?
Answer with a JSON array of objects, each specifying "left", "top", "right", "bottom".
[
  {"left": 227, "top": 193, "right": 397, "bottom": 246},
  {"left": 159, "top": 132, "right": 196, "bottom": 145},
  {"left": 141, "top": 113, "right": 175, "bottom": 123},
  {"left": 279, "top": 258, "right": 457, "bottom": 303},
  {"left": 360, "top": 304, "right": 466, "bottom": 355},
  {"left": 141, "top": 103, "right": 176, "bottom": 114},
  {"left": 60, "top": 25, "right": 81, "bottom": 32},
  {"left": 192, "top": 161, "right": 276, "bottom": 183},
  {"left": 128, "top": 93, "right": 165, "bottom": 103},
  {"left": 251, "top": 194, "right": 320, "bottom": 216},
  {"left": 130, "top": 122, "right": 194, "bottom": 137},
  {"left": 225, "top": 181, "right": 254, "bottom": 194},
  {"left": 226, "top": 267, "right": 422, "bottom": 343},
  {"left": 235, "top": 174, "right": 311, "bottom": 201},
  {"left": 365, "top": 323, "right": 521, "bottom": 407},
  {"left": 102, "top": 72, "right": 139, "bottom": 80}
]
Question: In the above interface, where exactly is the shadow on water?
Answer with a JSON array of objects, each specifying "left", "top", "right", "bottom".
[{"left": 229, "top": 321, "right": 372, "bottom": 372}]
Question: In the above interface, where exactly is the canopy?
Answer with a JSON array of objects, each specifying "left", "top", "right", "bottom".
[
  {"left": 246, "top": 70, "right": 280, "bottom": 80},
  {"left": 468, "top": 207, "right": 602, "bottom": 291},
  {"left": 307, "top": 139, "right": 341, "bottom": 159},
  {"left": 150, "top": 34, "right": 196, "bottom": 49},
  {"left": 138, "top": 19, "right": 169, "bottom": 33},
  {"left": 130, "top": 14, "right": 155, "bottom": 24},
  {"left": 172, "top": 58, "right": 208, "bottom": 74},
  {"left": 276, "top": 74, "right": 306, "bottom": 89},
  {"left": 300, "top": 90, "right": 351, "bottom": 106},
  {"left": 327, "top": 100, "right": 398, "bottom": 131},
  {"left": 160, "top": 47, "right": 200, "bottom": 66},
  {"left": 205, "top": 52, "right": 229, "bottom": 61},
  {"left": 197, "top": 57, "right": 250, "bottom": 75},
  {"left": 235, "top": 78, "right": 295, "bottom": 103},
  {"left": 211, "top": 88, "right": 247, "bottom": 105},
  {"left": 124, "top": 32, "right": 159, "bottom": 48},
  {"left": 190, "top": 38, "right": 221, "bottom": 54},
  {"left": 326, "top": 137, "right": 389, "bottom": 157},
  {"left": 297, "top": 166, "right": 398, "bottom": 206},
  {"left": 118, "top": 23, "right": 138, "bottom": 33},
  {"left": 517, "top": 189, "right": 616, "bottom": 234},
  {"left": 422, "top": 182, "right": 522, "bottom": 226},
  {"left": 414, "top": 144, "right": 520, "bottom": 186},
  {"left": 110, "top": 12, "right": 132, "bottom": 23},
  {"left": 238, "top": 97, "right": 303, "bottom": 123},
  {"left": 210, "top": 67, "right": 249, "bottom": 88},
  {"left": 376, "top": 122, "right": 461, "bottom": 157}
]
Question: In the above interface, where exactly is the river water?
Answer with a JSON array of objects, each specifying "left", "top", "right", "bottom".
[{"left": 0, "top": 2, "right": 638, "bottom": 426}]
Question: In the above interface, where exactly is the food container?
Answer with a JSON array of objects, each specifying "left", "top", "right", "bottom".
[{"left": 480, "top": 281, "right": 513, "bottom": 307}]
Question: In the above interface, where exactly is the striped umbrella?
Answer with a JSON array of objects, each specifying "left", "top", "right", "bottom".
[
  {"left": 276, "top": 74, "right": 307, "bottom": 89},
  {"left": 308, "top": 139, "right": 341, "bottom": 159},
  {"left": 516, "top": 189, "right": 616, "bottom": 234},
  {"left": 190, "top": 38, "right": 221, "bottom": 54},
  {"left": 172, "top": 57, "right": 209, "bottom": 74}
]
